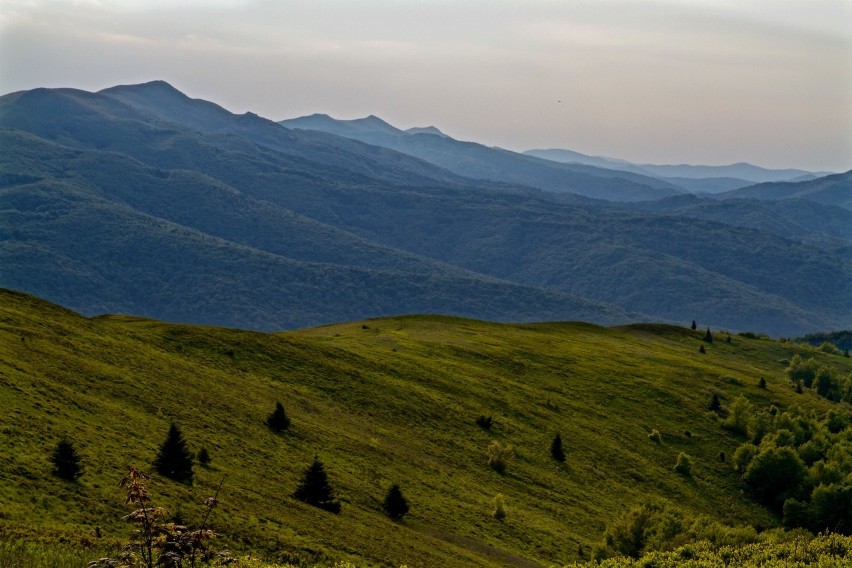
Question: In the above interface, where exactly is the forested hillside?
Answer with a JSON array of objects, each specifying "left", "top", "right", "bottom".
[{"left": 2, "top": 82, "right": 849, "bottom": 335}]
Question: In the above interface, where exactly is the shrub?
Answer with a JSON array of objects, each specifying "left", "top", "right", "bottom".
[
  {"left": 648, "top": 429, "right": 662, "bottom": 444},
  {"left": 722, "top": 396, "right": 752, "bottom": 436},
  {"left": 550, "top": 433, "right": 565, "bottom": 462},
  {"left": 265, "top": 402, "right": 291, "bottom": 432},
  {"left": 787, "top": 354, "right": 819, "bottom": 388},
  {"left": 732, "top": 443, "right": 758, "bottom": 473},
  {"left": 708, "top": 393, "right": 721, "bottom": 412},
  {"left": 382, "top": 484, "right": 409, "bottom": 520},
  {"left": 492, "top": 493, "right": 507, "bottom": 521},
  {"left": 153, "top": 423, "right": 194, "bottom": 484},
  {"left": 51, "top": 439, "right": 82, "bottom": 481},
  {"left": 743, "top": 446, "right": 807, "bottom": 509},
  {"left": 674, "top": 452, "right": 693, "bottom": 476},
  {"left": 476, "top": 415, "right": 493, "bottom": 429},
  {"left": 487, "top": 440, "right": 514, "bottom": 474},
  {"left": 818, "top": 341, "right": 843, "bottom": 355},
  {"left": 107, "top": 466, "right": 223, "bottom": 568},
  {"left": 810, "top": 483, "right": 852, "bottom": 534},
  {"left": 197, "top": 447, "right": 211, "bottom": 466},
  {"left": 293, "top": 456, "right": 340, "bottom": 514}
]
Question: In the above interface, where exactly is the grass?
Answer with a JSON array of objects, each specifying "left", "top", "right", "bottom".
[{"left": 1, "top": 289, "right": 849, "bottom": 567}]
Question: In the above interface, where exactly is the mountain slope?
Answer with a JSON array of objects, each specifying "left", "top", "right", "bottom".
[
  {"left": 3, "top": 290, "right": 850, "bottom": 566},
  {"left": 2, "top": 82, "right": 849, "bottom": 336},
  {"left": 718, "top": 171, "right": 852, "bottom": 210},
  {"left": 279, "top": 114, "right": 684, "bottom": 202}
]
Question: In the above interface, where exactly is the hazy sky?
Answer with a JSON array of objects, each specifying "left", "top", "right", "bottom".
[{"left": 2, "top": 0, "right": 850, "bottom": 171}]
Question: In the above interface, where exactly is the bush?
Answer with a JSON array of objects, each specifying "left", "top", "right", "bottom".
[
  {"left": 818, "top": 341, "right": 843, "bottom": 355},
  {"left": 550, "top": 433, "right": 565, "bottom": 462},
  {"left": 648, "top": 429, "right": 662, "bottom": 444},
  {"left": 492, "top": 493, "right": 507, "bottom": 521},
  {"left": 732, "top": 443, "right": 758, "bottom": 473},
  {"left": 487, "top": 440, "right": 514, "bottom": 474},
  {"left": 722, "top": 396, "right": 752, "bottom": 436},
  {"left": 787, "top": 354, "right": 819, "bottom": 388},
  {"left": 265, "top": 402, "right": 291, "bottom": 432},
  {"left": 153, "top": 423, "right": 194, "bottom": 484},
  {"left": 382, "top": 484, "right": 409, "bottom": 520},
  {"left": 51, "top": 439, "right": 82, "bottom": 481},
  {"left": 674, "top": 452, "right": 693, "bottom": 476},
  {"left": 708, "top": 393, "right": 721, "bottom": 412},
  {"left": 476, "top": 415, "right": 493, "bottom": 429},
  {"left": 197, "top": 447, "right": 211, "bottom": 466},
  {"left": 743, "top": 446, "right": 807, "bottom": 509},
  {"left": 293, "top": 456, "right": 341, "bottom": 514}
]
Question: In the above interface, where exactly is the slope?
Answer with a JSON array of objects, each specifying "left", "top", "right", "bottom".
[
  {"left": 2, "top": 82, "right": 850, "bottom": 336},
  {"left": 279, "top": 114, "right": 684, "bottom": 202},
  {"left": 718, "top": 171, "right": 852, "bottom": 210},
  {"left": 2, "top": 291, "right": 850, "bottom": 567}
]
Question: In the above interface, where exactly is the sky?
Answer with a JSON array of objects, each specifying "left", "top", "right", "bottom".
[{"left": 1, "top": 0, "right": 851, "bottom": 172}]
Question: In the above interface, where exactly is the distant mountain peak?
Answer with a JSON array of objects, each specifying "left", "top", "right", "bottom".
[
  {"left": 406, "top": 126, "right": 448, "bottom": 138},
  {"left": 99, "top": 80, "right": 187, "bottom": 98}
]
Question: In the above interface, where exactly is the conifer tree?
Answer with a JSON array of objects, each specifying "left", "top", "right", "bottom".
[
  {"left": 704, "top": 328, "right": 713, "bottom": 343},
  {"left": 691, "top": 320, "right": 697, "bottom": 331},
  {"left": 265, "top": 402, "right": 291, "bottom": 432},
  {"left": 708, "top": 393, "right": 722, "bottom": 412},
  {"left": 153, "top": 423, "right": 194, "bottom": 484},
  {"left": 51, "top": 439, "right": 82, "bottom": 481},
  {"left": 758, "top": 377, "right": 767, "bottom": 389},
  {"left": 197, "top": 447, "right": 211, "bottom": 466},
  {"left": 382, "top": 484, "right": 410, "bottom": 520},
  {"left": 293, "top": 456, "right": 340, "bottom": 514},
  {"left": 550, "top": 433, "right": 566, "bottom": 462}
]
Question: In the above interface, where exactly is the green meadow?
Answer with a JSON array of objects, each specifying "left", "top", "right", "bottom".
[{"left": 0, "top": 289, "right": 849, "bottom": 567}]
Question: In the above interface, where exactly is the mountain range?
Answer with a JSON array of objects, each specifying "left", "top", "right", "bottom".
[{"left": 1, "top": 80, "right": 850, "bottom": 336}]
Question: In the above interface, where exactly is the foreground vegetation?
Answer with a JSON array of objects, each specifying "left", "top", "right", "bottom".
[{"left": 1, "top": 290, "right": 850, "bottom": 566}]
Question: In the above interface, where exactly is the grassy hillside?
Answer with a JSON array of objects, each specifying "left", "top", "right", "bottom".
[{"left": 1, "top": 290, "right": 850, "bottom": 566}]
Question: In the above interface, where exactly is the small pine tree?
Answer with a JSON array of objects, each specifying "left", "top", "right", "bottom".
[
  {"left": 153, "top": 423, "right": 194, "bottom": 484},
  {"left": 708, "top": 393, "right": 722, "bottom": 412},
  {"left": 382, "top": 484, "right": 409, "bottom": 520},
  {"left": 550, "top": 433, "right": 565, "bottom": 462},
  {"left": 197, "top": 447, "right": 211, "bottom": 466},
  {"left": 476, "top": 415, "right": 493, "bottom": 429},
  {"left": 691, "top": 320, "right": 697, "bottom": 331},
  {"left": 293, "top": 456, "right": 340, "bottom": 514},
  {"left": 704, "top": 328, "right": 713, "bottom": 343},
  {"left": 795, "top": 380, "right": 803, "bottom": 394},
  {"left": 265, "top": 402, "right": 291, "bottom": 432},
  {"left": 758, "top": 377, "right": 767, "bottom": 389},
  {"left": 699, "top": 345, "right": 706, "bottom": 354},
  {"left": 51, "top": 439, "right": 82, "bottom": 481}
]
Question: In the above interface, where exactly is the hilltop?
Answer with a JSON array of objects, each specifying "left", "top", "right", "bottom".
[{"left": 1, "top": 290, "right": 850, "bottom": 566}]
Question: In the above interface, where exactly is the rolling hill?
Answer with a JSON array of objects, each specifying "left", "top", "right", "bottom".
[
  {"left": 523, "top": 148, "right": 833, "bottom": 194},
  {"left": 717, "top": 171, "right": 852, "bottom": 210},
  {"left": 279, "top": 114, "right": 684, "bottom": 202},
  {"left": 2, "top": 290, "right": 850, "bottom": 566},
  {"left": 2, "top": 81, "right": 850, "bottom": 336}
]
